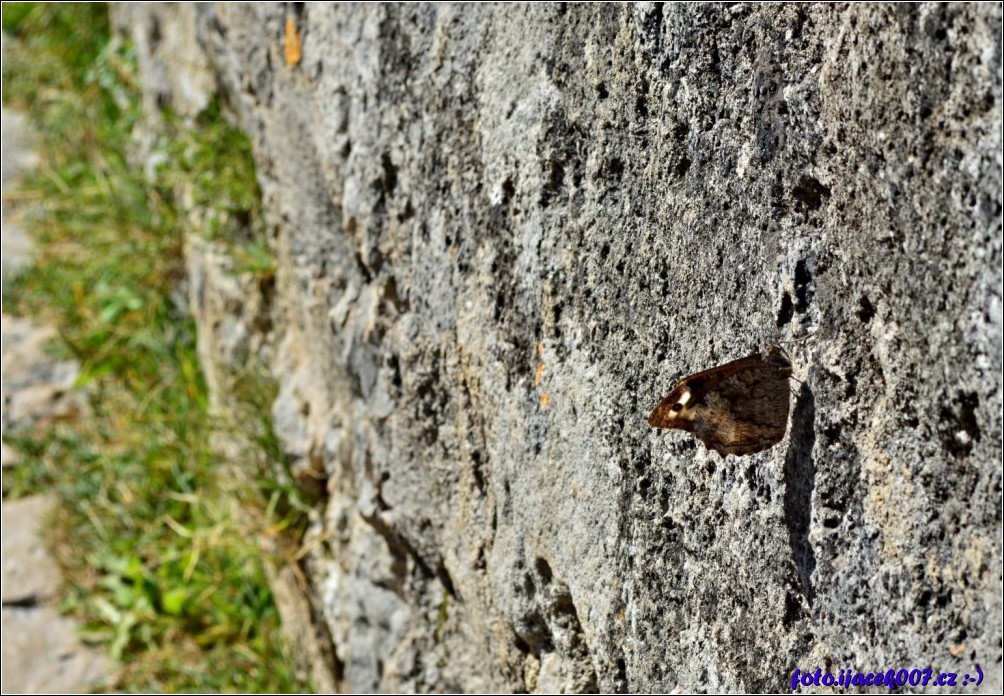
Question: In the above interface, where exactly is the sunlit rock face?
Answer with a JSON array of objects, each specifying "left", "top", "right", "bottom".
[{"left": 113, "top": 4, "right": 1002, "bottom": 692}]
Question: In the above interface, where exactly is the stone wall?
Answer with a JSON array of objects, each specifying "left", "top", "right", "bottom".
[{"left": 112, "top": 4, "right": 1002, "bottom": 692}]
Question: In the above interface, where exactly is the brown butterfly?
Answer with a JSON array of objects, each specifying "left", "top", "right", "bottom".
[{"left": 648, "top": 345, "right": 792, "bottom": 457}]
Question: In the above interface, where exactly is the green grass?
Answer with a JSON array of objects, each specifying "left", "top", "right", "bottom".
[{"left": 2, "top": 4, "right": 308, "bottom": 692}]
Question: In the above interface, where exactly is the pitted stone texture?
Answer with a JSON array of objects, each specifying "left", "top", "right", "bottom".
[{"left": 114, "top": 4, "right": 1002, "bottom": 692}]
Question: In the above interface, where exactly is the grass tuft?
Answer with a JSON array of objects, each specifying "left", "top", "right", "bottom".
[{"left": 2, "top": 4, "right": 307, "bottom": 692}]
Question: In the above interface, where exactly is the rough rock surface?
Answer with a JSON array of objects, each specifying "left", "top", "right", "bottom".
[{"left": 112, "top": 4, "right": 1002, "bottom": 692}]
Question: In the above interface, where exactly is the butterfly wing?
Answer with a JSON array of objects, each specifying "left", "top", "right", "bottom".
[
  {"left": 692, "top": 349, "right": 792, "bottom": 456},
  {"left": 649, "top": 347, "right": 792, "bottom": 457}
]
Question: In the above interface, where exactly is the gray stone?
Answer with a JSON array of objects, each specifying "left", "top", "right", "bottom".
[
  {"left": 113, "top": 3, "right": 1003, "bottom": 692},
  {"left": 1, "top": 441, "right": 22, "bottom": 469},
  {"left": 1, "top": 315, "right": 85, "bottom": 430},
  {"left": 107, "top": 5, "right": 214, "bottom": 121},
  {"left": 2, "top": 101, "right": 39, "bottom": 277},
  {"left": 1, "top": 495, "right": 62, "bottom": 604},
  {"left": 0, "top": 606, "right": 112, "bottom": 694},
  {"left": 1, "top": 108, "right": 39, "bottom": 187}
]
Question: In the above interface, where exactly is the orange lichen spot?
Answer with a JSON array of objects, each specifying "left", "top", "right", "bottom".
[
  {"left": 536, "top": 341, "right": 543, "bottom": 357},
  {"left": 948, "top": 644, "right": 967, "bottom": 658},
  {"left": 284, "top": 17, "right": 302, "bottom": 67},
  {"left": 534, "top": 362, "right": 545, "bottom": 387},
  {"left": 539, "top": 392, "right": 550, "bottom": 408}
]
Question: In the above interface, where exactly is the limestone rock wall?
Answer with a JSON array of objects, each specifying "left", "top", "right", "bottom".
[{"left": 112, "top": 4, "right": 1002, "bottom": 692}]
